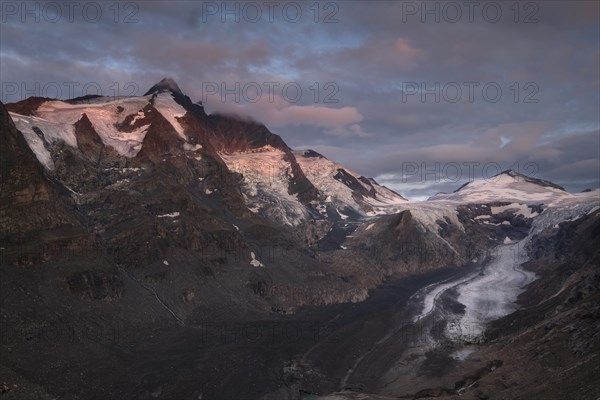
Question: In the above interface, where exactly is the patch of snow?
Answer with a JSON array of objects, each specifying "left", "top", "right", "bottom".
[
  {"left": 491, "top": 203, "right": 537, "bottom": 218},
  {"left": 219, "top": 146, "right": 309, "bottom": 226},
  {"left": 12, "top": 96, "right": 156, "bottom": 159},
  {"left": 184, "top": 143, "right": 202, "bottom": 151},
  {"left": 336, "top": 208, "right": 349, "bottom": 220},
  {"left": 10, "top": 111, "right": 77, "bottom": 147},
  {"left": 130, "top": 110, "right": 145, "bottom": 125},
  {"left": 153, "top": 92, "right": 187, "bottom": 140},
  {"left": 157, "top": 212, "right": 180, "bottom": 218},
  {"left": 451, "top": 346, "right": 478, "bottom": 361},
  {"left": 13, "top": 93, "right": 193, "bottom": 160},
  {"left": 63, "top": 184, "right": 81, "bottom": 196},
  {"left": 365, "top": 223, "right": 375, "bottom": 231},
  {"left": 10, "top": 111, "right": 78, "bottom": 170},
  {"left": 122, "top": 167, "right": 141, "bottom": 173},
  {"left": 250, "top": 252, "right": 264, "bottom": 267}
]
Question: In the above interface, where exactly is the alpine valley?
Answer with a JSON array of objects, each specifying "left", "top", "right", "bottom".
[{"left": 1, "top": 79, "right": 599, "bottom": 400}]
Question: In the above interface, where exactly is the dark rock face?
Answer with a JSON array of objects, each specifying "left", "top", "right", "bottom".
[
  {"left": 73, "top": 113, "right": 122, "bottom": 164},
  {"left": 143, "top": 77, "right": 184, "bottom": 97},
  {"left": 334, "top": 168, "right": 374, "bottom": 201},
  {"left": 66, "top": 269, "right": 124, "bottom": 301},
  {"left": 206, "top": 114, "right": 289, "bottom": 153},
  {"left": 135, "top": 102, "right": 186, "bottom": 162},
  {"left": 4, "top": 97, "right": 48, "bottom": 115},
  {"left": 206, "top": 114, "right": 319, "bottom": 203},
  {"left": 0, "top": 101, "right": 79, "bottom": 246},
  {"left": 341, "top": 210, "right": 466, "bottom": 281}
]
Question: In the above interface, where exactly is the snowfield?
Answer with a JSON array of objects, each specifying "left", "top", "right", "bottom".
[
  {"left": 429, "top": 172, "right": 573, "bottom": 204},
  {"left": 219, "top": 146, "right": 309, "bottom": 226},
  {"left": 8, "top": 92, "right": 191, "bottom": 167},
  {"left": 294, "top": 149, "right": 408, "bottom": 214},
  {"left": 153, "top": 92, "right": 188, "bottom": 140}
]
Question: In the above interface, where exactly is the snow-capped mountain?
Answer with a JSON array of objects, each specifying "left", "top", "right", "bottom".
[
  {"left": 421, "top": 169, "right": 599, "bottom": 242},
  {"left": 429, "top": 169, "right": 572, "bottom": 204},
  {"left": 9, "top": 88, "right": 206, "bottom": 164},
  {"left": 6, "top": 78, "right": 406, "bottom": 228},
  {"left": 2, "top": 79, "right": 599, "bottom": 400},
  {"left": 357, "top": 169, "right": 599, "bottom": 235},
  {"left": 293, "top": 149, "right": 407, "bottom": 213}
]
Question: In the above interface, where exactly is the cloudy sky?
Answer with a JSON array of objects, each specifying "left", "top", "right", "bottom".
[{"left": 1, "top": 1, "right": 598, "bottom": 199}]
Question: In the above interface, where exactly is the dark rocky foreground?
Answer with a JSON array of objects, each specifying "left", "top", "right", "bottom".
[
  {"left": 0, "top": 263, "right": 471, "bottom": 399},
  {"left": 2, "top": 210, "right": 597, "bottom": 400}
]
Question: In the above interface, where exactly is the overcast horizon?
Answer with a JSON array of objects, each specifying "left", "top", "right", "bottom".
[{"left": 1, "top": 0, "right": 598, "bottom": 199}]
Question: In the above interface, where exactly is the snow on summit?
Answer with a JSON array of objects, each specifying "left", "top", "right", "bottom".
[
  {"left": 152, "top": 92, "right": 188, "bottom": 140},
  {"left": 219, "top": 145, "right": 310, "bottom": 226},
  {"left": 430, "top": 170, "right": 573, "bottom": 204},
  {"left": 7, "top": 79, "right": 194, "bottom": 167},
  {"left": 10, "top": 96, "right": 154, "bottom": 163},
  {"left": 293, "top": 149, "right": 407, "bottom": 212}
]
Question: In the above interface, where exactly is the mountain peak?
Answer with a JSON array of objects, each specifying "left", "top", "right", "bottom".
[
  {"left": 430, "top": 168, "right": 569, "bottom": 203},
  {"left": 496, "top": 169, "right": 565, "bottom": 191},
  {"left": 501, "top": 169, "right": 519, "bottom": 177},
  {"left": 144, "top": 77, "right": 183, "bottom": 96}
]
